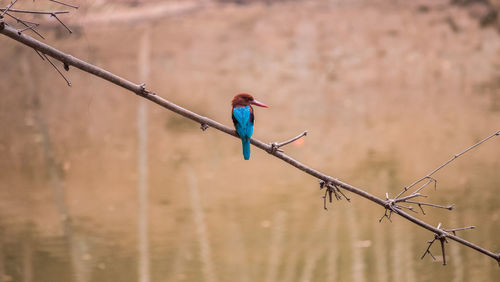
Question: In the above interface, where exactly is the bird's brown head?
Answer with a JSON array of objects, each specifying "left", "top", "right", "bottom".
[{"left": 232, "top": 93, "right": 269, "bottom": 108}]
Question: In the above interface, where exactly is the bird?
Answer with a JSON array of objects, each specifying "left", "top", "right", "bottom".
[{"left": 231, "top": 93, "right": 269, "bottom": 160}]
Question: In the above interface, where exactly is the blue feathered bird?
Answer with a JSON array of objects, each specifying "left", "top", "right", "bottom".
[{"left": 231, "top": 93, "right": 269, "bottom": 160}]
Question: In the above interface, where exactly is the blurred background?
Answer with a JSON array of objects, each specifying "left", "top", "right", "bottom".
[{"left": 1, "top": 0, "right": 500, "bottom": 281}]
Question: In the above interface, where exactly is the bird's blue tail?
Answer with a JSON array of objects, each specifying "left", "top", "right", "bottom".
[{"left": 242, "top": 138, "right": 250, "bottom": 160}]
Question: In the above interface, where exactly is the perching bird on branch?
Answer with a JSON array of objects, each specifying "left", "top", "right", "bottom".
[{"left": 232, "top": 93, "right": 269, "bottom": 160}]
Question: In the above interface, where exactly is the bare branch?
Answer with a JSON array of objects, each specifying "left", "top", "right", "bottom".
[
  {"left": 17, "top": 23, "right": 37, "bottom": 33},
  {"left": 421, "top": 237, "right": 437, "bottom": 261},
  {"left": 1, "top": 23, "right": 499, "bottom": 265},
  {"left": 0, "top": 8, "right": 69, "bottom": 15},
  {"left": 397, "top": 129, "right": 500, "bottom": 199},
  {"left": 443, "top": 226, "right": 475, "bottom": 235},
  {"left": 33, "top": 48, "right": 45, "bottom": 60},
  {"left": 0, "top": 0, "right": 18, "bottom": 17},
  {"left": 440, "top": 236, "right": 448, "bottom": 265},
  {"left": 412, "top": 177, "right": 437, "bottom": 195},
  {"left": 41, "top": 53, "right": 71, "bottom": 86},
  {"left": 50, "top": 13, "right": 72, "bottom": 33},
  {"left": 5, "top": 12, "right": 39, "bottom": 26},
  {"left": 270, "top": 130, "right": 307, "bottom": 153},
  {"left": 420, "top": 223, "right": 475, "bottom": 265},
  {"left": 1, "top": 0, "right": 76, "bottom": 39},
  {"left": 379, "top": 208, "right": 393, "bottom": 223},
  {"left": 404, "top": 200, "right": 453, "bottom": 211},
  {"left": 4, "top": 12, "right": 45, "bottom": 39},
  {"left": 49, "top": 0, "right": 79, "bottom": 9},
  {"left": 394, "top": 204, "right": 417, "bottom": 213},
  {"left": 381, "top": 129, "right": 498, "bottom": 224},
  {"left": 394, "top": 193, "right": 426, "bottom": 203},
  {"left": 319, "top": 179, "right": 350, "bottom": 209}
]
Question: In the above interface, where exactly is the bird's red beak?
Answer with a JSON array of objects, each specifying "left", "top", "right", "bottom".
[{"left": 251, "top": 99, "right": 269, "bottom": 108}]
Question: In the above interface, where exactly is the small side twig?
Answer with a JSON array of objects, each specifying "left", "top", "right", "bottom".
[
  {"left": 270, "top": 130, "right": 307, "bottom": 153},
  {"left": 50, "top": 13, "right": 72, "bottom": 34},
  {"left": 421, "top": 223, "right": 474, "bottom": 265},
  {"left": 380, "top": 129, "right": 500, "bottom": 221},
  {"left": 0, "top": 8, "right": 69, "bottom": 15},
  {"left": 421, "top": 237, "right": 438, "bottom": 261},
  {"left": 4, "top": 12, "right": 45, "bottom": 39},
  {"left": 49, "top": 0, "right": 79, "bottom": 9},
  {"left": 421, "top": 223, "right": 448, "bottom": 265},
  {"left": 405, "top": 200, "right": 453, "bottom": 211},
  {"left": 42, "top": 53, "right": 71, "bottom": 86},
  {"left": 319, "top": 179, "right": 350, "bottom": 210},
  {"left": 1, "top": 0, "right": 18, "bottom": 18},
  {"left": 33, "top": 48, "right": 45, "bottom": 60},
  {"left": 396, "top": 129, "right": 500, "bottom": 199},
  {"left": 443, "top": 226, "right": 475, "bottom": 236},
  {"left": 379, "top": 207, "right": 393, "bottom": 223}
]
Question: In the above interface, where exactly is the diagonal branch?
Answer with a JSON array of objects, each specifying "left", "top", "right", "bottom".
[
  {"left": 3, "top": 12, "right": 45, "bottom": 39},
  {"left": 381, "top": 129, "right": 500, "bottom": 221},
  {"left": 0, "top": 0, "right": 18, "bottom": 17},
  {"left": 49, "top": 0, "right": 79, "bottom": 9},
  {"left": 396, "top": 130, "right": 500, "bottom": 199},
  {"left": 1, "top": 23, "right": 499, "bottom": 266},
  {"left": 50, "top": 12, "right": 72, "bottom": 34},
  {"left": 41, "top": 53, "right": 71, "bottom": 86}
]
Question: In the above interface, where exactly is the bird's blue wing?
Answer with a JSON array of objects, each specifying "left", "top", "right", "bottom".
[
  {"left": 232, "top": 106, "right": 254, "bottom": 139},
  {"left": 232, "top": 106, "right": 255, "bottom": 160}
]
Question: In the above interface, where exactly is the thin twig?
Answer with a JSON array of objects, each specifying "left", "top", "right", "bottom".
[
  {"left": 394, "top": 193, "right": 425, "bottom": 203},
  {"left": 1, "top": 24, "right": 498, "bottom": 265},
  {"left": 443, "top": 226, "right": 475, "bottom": 236},
  {"left": 49, "top": 0, "right": 79, "bottom": 9},
  {"left": 0, "top": 8, "right": 69, "bottom": 15},
  {"left": 5, "top": 12, "right": 39, "bottom": 26},
  {"left": 420, "top": 223, "right": 473, "bottom": 266},
  {"left": 397, "top": 130, "right": 500, "bottom": 199},
  {"left": 421, "top": 238, "right": 437, "bottom": 261},
  {"left": 270, "top": 131, "right": 307, "bottom": 153},
  {"left": 404, "top": 200, "right": 453, "bottom": 211},
  {"left": 319, "top": 180, "right": 350, "bottom": 209},
  {"left": 440, "top": 237, "right": 447, "bottom": 265},
  {"left": 412, "top": 177, "right": 436, "bottom": 195},
  {"left": 50, "top": 13, "right": 72, "bottom": 34},
  {"left": 33, "top": 48, "right": 45, "bottom": 60},
  {"left": 41, "top": 53, "right": 71, "bottom": 86},
  {"left": 1, "top": 0, "right": 18, "bottom": 17},
  {"left": 394, "top": 204, "right": 417, "bottom": 213},
  {"left": 17, "top": 24, "right": 37, "bottom": 33},
  {"left": 5, "top": 12, "right": 45, "bottom": 39},
  {"left": 334, "top": 185, "right": 350, "bottom": 202},
  {"left": 379, "top": 208, "right": 393, "bottom": 223}
]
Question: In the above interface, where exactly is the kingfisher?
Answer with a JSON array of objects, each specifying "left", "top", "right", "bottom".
[{"left": 231, "top": 93, "right": 269, "bottom": 160}]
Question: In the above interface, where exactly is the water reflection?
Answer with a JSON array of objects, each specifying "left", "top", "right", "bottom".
[{"left": 1, "top": 1, "right": 500, "bottom": 282}]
